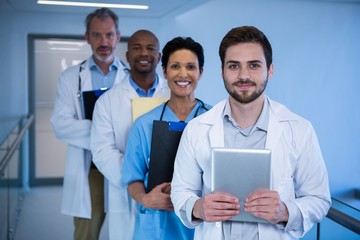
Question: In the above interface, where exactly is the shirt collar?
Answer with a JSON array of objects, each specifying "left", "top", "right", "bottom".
[
  {"left": 223, "top": 98, "right": 269, "bottom": 132},
  {"left": 89, "top": 56, "right": 119, "bottom": 73},
  {"left": 129, "top": 74, "right": 159, "bottom": 97}
]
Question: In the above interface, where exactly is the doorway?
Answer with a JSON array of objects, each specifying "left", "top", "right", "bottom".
[{"left": 28, "top": 34, "right": 127, "bottom": 185}]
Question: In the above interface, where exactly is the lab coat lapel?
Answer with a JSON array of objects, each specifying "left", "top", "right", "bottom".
[
  {"left": 265, "top": 110, "right": 283, "bottom": 152},
  {"left": 209, "top": 122, "right": 224, "bottom": 148},
  {"left": 74, "top": 61, "right": 92, "bottom": 120},
  {"left": 265, "top": 97, "right": 287, "bottom": 150},
  {"left": 154, "top": 75, "right": 170, "bottom": 98},
  {"left": 113, "top": 61, "right": 128, "bottom": 85},
  {"left": 264, "top": 98, "right": 291, "bottom": 190},
  {"left": 208, "top": 101, "right": 226, "bottom": 148},
  {"left": 80, "top": 61, "right": 92, "bottom": 91}
]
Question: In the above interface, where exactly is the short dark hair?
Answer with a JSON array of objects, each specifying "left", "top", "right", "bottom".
[
  {"left": 85, "top": 8, "right": 119, "bottom": 33},
  {"left": 128, "top": 29, "right": 160, "bottom": 51},
  {"left": 161, "top": 37, "right": 204, "bottom": 72},
  {"left": 219, "top": 26, "right": 272, "bottom": 69}
]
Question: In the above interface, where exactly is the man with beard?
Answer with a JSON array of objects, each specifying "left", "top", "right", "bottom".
[
  {"left": 90, "top": 29, "right": 170, "bottom": 239},
  {"left": 51, "top": 8, "right": 128, "bottom": 240},
  {"left": 170, "top": 26, "right": 331, "bottom": 240}
]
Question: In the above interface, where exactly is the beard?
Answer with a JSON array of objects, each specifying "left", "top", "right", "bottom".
[
  {"left": 93, "top": 52, "right": 114, "bottom": 64},
  {"left": 93, "top": 46, "right": 115, "bottom": 63},
  {"left": 224, "top": 78, "right": 268, "bottom": 104}
]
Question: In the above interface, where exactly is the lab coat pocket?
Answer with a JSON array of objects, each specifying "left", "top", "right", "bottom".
[
  {"left": 278, "top": 177, "right": 295, "bottom": 201},
  {"left": 134, "top": 211, "right": 161, "bottom": 239}
]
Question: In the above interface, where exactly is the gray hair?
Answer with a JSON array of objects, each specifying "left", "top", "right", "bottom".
[{"left": 85, "top": 8, "right": 119, "bottom": 33}]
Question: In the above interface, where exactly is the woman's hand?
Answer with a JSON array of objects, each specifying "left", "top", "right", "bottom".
[{"left": 142, "top": 182, "right": 174, "bottom": 211}]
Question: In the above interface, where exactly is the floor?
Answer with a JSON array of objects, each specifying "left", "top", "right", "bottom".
[{"left": 13, "top": 186, "right": 109, "bottom": 240}]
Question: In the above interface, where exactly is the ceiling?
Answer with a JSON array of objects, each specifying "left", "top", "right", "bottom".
[
  {"left": 2, "top": 0, "right": 359, "bottom": 18},
  {"left": 2, "top": 0, "right": 211, "bottom": 18}
]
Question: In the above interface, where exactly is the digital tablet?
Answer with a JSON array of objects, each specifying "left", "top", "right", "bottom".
[{"left": 211, "top": 148, "right": 271, "bottom": 223}]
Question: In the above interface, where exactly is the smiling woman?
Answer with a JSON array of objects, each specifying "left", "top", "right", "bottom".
[
  {"left": 164, "top": 49, "right": 202, "bottom": 110},
  {"left": 121, "top": 36, "right": 211, "bottom": 240}
]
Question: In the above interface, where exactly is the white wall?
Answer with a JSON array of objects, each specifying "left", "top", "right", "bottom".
[
  {"left": 159, "top": 0, "right": 360, "bottom": 196},
  {"left": 1, "top": 0, "right": 359, "bottom": 196}
]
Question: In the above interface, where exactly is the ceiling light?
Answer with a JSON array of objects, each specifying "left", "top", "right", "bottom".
[
  {"left": 37, "top": 1, "right": 149, "bottom": 10},
  {"left": 47, "top": 40, "right": 87, "bottom": 46},
  {"left": 50, "top": 47, "right": 81, "bottom": 51}
]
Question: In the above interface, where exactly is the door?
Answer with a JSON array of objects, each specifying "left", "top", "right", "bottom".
[{"left": 28, "top": 35, "right": 127, "bottom": 185}]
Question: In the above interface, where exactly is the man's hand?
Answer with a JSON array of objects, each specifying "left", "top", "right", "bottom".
[
  {"left": 192, "top": 192, "right": 240, "bottom": 222},
  {"left": 244, "top": 189, "right": 289, "bottom": 224}
]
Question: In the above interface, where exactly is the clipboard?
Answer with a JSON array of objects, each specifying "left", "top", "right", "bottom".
[
  {"left": 82, "top": 88, "right": 108, "bottom": 120},
  {"left": 132, "top": 97, "right": 168, "bottom": 122},
  {"left": 211, "top": 148, "right": 271, "bottom": 223},
  {"left": 146, "top": 120, "right": 187, "bottom": 193}
]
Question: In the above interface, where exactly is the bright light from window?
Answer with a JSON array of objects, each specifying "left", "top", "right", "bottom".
[
  {"left": 50, "top": 47, "right": 81, "bottom": 51},
  {"left": 47, "top": 40, "right": 86, "bottom": 47},
  {"left": 37, "top": 1, "right": 149, "bottom": 10}
]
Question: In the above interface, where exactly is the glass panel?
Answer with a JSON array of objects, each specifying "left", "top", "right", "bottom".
[
  {"left": 319, "top": 197, "right": 360, "bottom": 239},
  {"left": 319, "top": 217, "right": 360, "bottom": 240},
  {"left": 0, "top": 122, "right": 22, "bottom": 240},
  {"left": 332, "top": 197, "right": 360, "bottom": 217},
  {"left": 8, "top": 149, "right": 21, "bottom": 239},
  {"left": 0, "top": 145, "right": 9, "bottom": 240},
  {"left": 301, "top": 224, "right": 318, "bottom": 240},
  {"left": 34, "top": 38, "right": 91, "bottom": 179},
  {"left": 33, "top": 37, "right": 127, "bottom": 180}
]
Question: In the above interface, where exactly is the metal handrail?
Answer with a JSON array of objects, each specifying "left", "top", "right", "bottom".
[
  {"left": 326, "top": 204, "right": 360, "bottom": 235},
  {"left": 0, "top": 114, "right": 34, "bottom": 177},
  {"left": 317, "top": 197, "right": 360, "bottom": 239}
]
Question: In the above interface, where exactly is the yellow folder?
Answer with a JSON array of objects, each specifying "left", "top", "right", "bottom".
[{"left": 131, "top": 97, "right": 168, "bottom": 122}]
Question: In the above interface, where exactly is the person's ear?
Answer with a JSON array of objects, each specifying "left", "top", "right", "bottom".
[
  {"left": 85, "top": 32, "right": 89, "bottom": 43},
  {"left": 162, "top": 66, "right": 167, "bottom": 79},
  {"left": 198, "top": 67, "right": 204, "bottom": 80},
  {"left": 157, "top": 52, "right": 161, "bottom": 64},
  {"left": 126, "top": 51, "right": 130, "bottom": 63},
  {"left": 116, "top": 32, "right": 121, "bottom": 43},
  {"left": 267, "top": 63, "right": 274, "bottom": 79}
]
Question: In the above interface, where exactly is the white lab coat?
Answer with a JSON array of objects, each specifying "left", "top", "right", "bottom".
[
  {"left": 51, "top": 58, "right": 127, "bottom": 218},
  {"left": 171, "top": 97, "right": 331, "bottom": 240},
  {"left": 90, "top": 75, "right": 170, "bottom": 230}
]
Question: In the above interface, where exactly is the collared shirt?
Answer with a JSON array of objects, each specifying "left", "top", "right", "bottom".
[
  {"left": 129, "top": 75, "right": 159, "bottom": 97},
  {"left": 222, "top": 98, "right": 269, "bottom": 240},
  {"left": 89, "top": 56, "right": 119, "bottom": 90}
]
